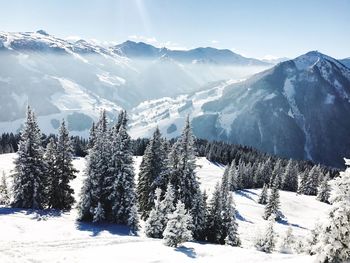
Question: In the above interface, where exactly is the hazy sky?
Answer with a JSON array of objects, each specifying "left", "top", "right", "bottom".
[{"left": 1, "top": 0, "right": 349, "bottom": 59}]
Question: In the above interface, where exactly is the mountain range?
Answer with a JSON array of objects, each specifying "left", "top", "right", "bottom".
[
  {"left": 130, "top": 51, "right": 350, "bottom": 168},
  {"left": 1, "top": 30, "right": 350, "bottom": 167}
]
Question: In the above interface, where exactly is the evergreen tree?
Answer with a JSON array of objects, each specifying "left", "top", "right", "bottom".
[
  {"left": 228, "top": 160, "right": 238, "bottom": 191},
  {"left": 190, "top": 190, "right": 207, "bottom": 241},
  {"left": 298, "top": 168, "right": 309, "bottom": 194},
  {"left": 93, "top": 202, "right": 105, "bottom": 223},
  {"left": 0, "top": 172, "right": 10, "bottom": 205},
  {"left": 206, "top": 183, "right": 223, "bottom": 243},
  {"left": 270, "top": 159, "right": 284, "bottom": 188},
  {"left": 167, "top": 116, "right": 204, "bottom": 240},
  {"left": 108, "top": 112, "right": 139, "bottom": 232},
  {"left": 281, "top": 159, "right": 298, "bottom": 192},
  {"left": 163, "top": 200, "right": 193, "bottom": 247},
  {"left": 235, "top": 160, "right": 244, "bottom": 190},
  {"left": 137, "top": 127, "right": 168, "bottom": 219},
  {"left": 159, "top": 183, "right": 176, "bottom": 232},
  {"left": 145, "top": 188, "right": 164, "bottom": 238},
  {"left": 254, "top": 158, "right": 272, "bottom": 188},
  {"left": 258, "top": 184, "right": 268, "bottom": 205},
  {"left": 78, "top": 110, "right": 110, "bottom": 222},
  {"left": 316, "top": 174, "right": 331, "bottom": 204},
  {"left": 12, "top": 106, "right": 47, "bottom": 209},
  {"left": 305, "top": 222, "right": 323, "bottom": 255},
  {"left": 315, "top": 160, "right": 350, "bottom": 263},
  {"left": 303, "top": 165, "right": 320, "bottom": 196},
  {"left": 222, "top": 194, "right": 241, "bottom": 246},
  {"left": 52, "top": 120, "right": 77, "bottom": 210},
  {"left": 87, "top": 122, "right": 96, "bottom": 149},
  {"left": 206, "top": 181, "right": 240, "bottom": 245},
  {"left": 279, "top": 226, "right": 295, "bottom": 254},
  {"left": 44, "top": 138, "right": 59, "bottom": 208},
  {"left": 255, "top": 215, "right": 276, "bottom": 253},
  {"left": 263, "top": 177, "right": 281, "bottom": 220}
]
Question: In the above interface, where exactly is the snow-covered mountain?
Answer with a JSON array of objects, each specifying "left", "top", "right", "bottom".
[
  {"left": 130, "top": 51, "right": 350, "bottom": 168},
  {"left": 0, "top": 31, "right": 270, "bottom": 136},
  {"left": 114, "top": 40, "right": 270, "bottom": 66}
]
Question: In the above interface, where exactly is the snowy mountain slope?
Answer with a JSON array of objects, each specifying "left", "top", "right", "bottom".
[
  {"left": 0, "top": 153, "right": 330, "bottom": 262},
  {"left": 0, "top": 31, "right": 270, "bottom": 136},
  {"left": 340, "top": 58, "right": 350, "bottom": 69},
  {"left": 129, "top": 51, "right": 350, "bottom": 168}
]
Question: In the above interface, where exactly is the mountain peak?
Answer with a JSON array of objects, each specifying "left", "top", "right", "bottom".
[
  {"left": 36, "top": 29, "right": 49, "bottom": 36},
  {"left": 293, "top": 50, "right": 340, "bottom": 70}
]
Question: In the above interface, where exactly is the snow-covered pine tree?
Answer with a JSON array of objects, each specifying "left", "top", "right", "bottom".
[
  {"left": 279, "top": 226, "right": 295, "bottom": 254},
  {"left": 137, "top": 127, "right": 168, "bottom": 219},
  {"left": 44, "top": 138, "right": 59, "bottom": 208},
  {"left": 206, "top": 183, "right": 223, "bottom": 243},
  {"left": 163, "top": 200, "right": 193, "bottom": 247},
  {"left": 167, "top": 116, "right": 204, "bottom": 240},
  {"left": 154, "top": 138, "right": 171, "bottom": 191},
  {"left": 254, "top": 158, "right": 272, "bottom": 188},
  {"left": 305, "top": 222, "right": 323, "bottom": 255},
  {"left": 93, "top": 202, "right": 105, "bottom": 223},
  {"left": 145, "top": 188, "right": 164, "bottom": 238},
  {"left": 87, "top": 122, "right": 96, "bottom": 149},
  {"left": 78, "top": 110, "right": 110, "bottom": 222},
  {"left": 228, "top": 160, "right": 238, "bottom": 191},
  {"left": 258, "top": 183, "right": 268, "bottom": 205},
  {"left": 298, "top": 167, "right": 309, "bottom": 194},
  {"left": 263, "top": 176, "right": 281, "bottom": 220},
  {"left": 108, "top": 112, "right": 139, "bottom": 232},
  {"left": 281, "top": 159, "right": 298, "bottom": 192},
  {"left": 190, "top": 190, "right": 207, "bottom": 241},
  {"left": 255, "top": 215, "right": 276, "bottom": 253},
  {"left": 53, "top": 120, "right": 77, "bottom": 210},
  {"left": 314, "top": 159, "right": 350, "bottom": 263},
  {"left": 303, "top": 165, "right": 320, "bottom": 195},
  {"left": 12, "top": 106, "right": 47, "bottom": 209},
  {"left": 222, "top": 194, "right": 241, "bottom": 246},
  {"left": 316, "top": 173, "right": 331, "bottom": 204},
  {"left": 0, "top": 172, "right": 10, "bottom": 205},
  {"left": 270, "top": 159, "right": 284, "bottom": 188},
  {"left": 235, "top": 160, "right": 244, "bottom": 190},
  {"left": 159, "top": 183, "right": 176, "bottom": 232}
]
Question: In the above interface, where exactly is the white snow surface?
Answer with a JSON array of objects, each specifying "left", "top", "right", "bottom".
[{"left": 0, "top": 153, "right": 330, "bottom": 262}]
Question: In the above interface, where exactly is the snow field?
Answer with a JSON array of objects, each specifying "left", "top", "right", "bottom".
[{"left": 0, "top": 153, "right": 330, "bottom": 262}]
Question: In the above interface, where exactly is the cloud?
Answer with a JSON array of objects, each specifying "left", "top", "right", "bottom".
[{"left": 211, "top": 40, "right": 219, "bottom": 44}]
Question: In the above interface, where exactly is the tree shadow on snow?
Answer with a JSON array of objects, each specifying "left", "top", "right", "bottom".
[
  {"left": 75, "top": 221, "right": 134, "bottom": 237},
  {"left": 235, "top": 210, "right": 253, "bottom": 224},
  {"left": 278, "top": 218, "right": 307, "bottom": 230},
  {"left": 0, "top": 207, "right": 62, "bottom": 220},
  {"left": 175, "top": 246, "right": 197, "bottom": 258},
  {"left": 235, "top": 190, "right": 255, "bottom": 201},
  {"left": 241, "top": 189, "right": 258, "bottom": 196}
]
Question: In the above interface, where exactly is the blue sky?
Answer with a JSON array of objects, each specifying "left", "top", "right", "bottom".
[{"left": 1, "top": 0, "right": 349, "bottom": 59}]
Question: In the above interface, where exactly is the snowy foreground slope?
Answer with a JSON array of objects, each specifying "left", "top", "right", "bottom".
[{"left": 0, "top": 153, "right": 330, "bottom": 262}]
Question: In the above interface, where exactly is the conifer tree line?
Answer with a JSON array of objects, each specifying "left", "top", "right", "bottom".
[{"left": 0, "top": 131, "right": 88, "bottom": 157}]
